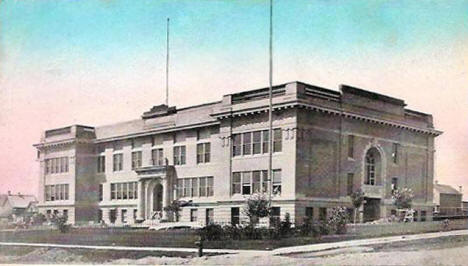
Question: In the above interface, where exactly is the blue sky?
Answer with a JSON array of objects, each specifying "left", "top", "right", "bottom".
[{"left": 0, "top": 0, "right": 468, "bottom": 198}]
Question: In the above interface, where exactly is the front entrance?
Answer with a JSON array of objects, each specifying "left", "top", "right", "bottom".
[
  {"left": 363, "top": 198, "right": 380, "bottom": 222},
  {"left": 153, "top": 183, "right": 163, "bottom": 212}
]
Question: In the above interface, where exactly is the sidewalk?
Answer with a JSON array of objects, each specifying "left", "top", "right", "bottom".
[{"left": 1, "top": 229, "right": 467, "bottom": 256}]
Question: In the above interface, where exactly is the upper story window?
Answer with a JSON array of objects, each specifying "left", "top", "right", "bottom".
[
  {"left": 176, "top": 176, "right": 213, "bottom": 198},
  {"left": 365, "top": 153, "right": 376, "bottom": 185},
  {"left": 131, "top": 151, "right": 142, "bottom": 170},
  {"left": 97, "top": 155, "right": 105, "bottom": 173},
  {"left": 152, "top": 148, "right": 164, "bottom": 166},
  {"left": 174, "top": 146, "right": 186, "bottom": 165},
  {"left": 99, "top": 184, "right": 103, "bottom": 201},
  {"left": 45, "top": 184, "right": 69, "bottom": 201},
  {"left": 392, "top": 143, "right": 399, "bottom": 164},
  {"left": 45, "top": 157, "right": 69, "bottom": 174},
  {"left": 197, "top": 143, "right": 211, "bottom": 164},
  {"left": 232, "top": 169, "right": 280, "bottom": 195},
  {"left": 348, "top": 135, "right": 354, "bottom": 158},
  {"left": 110, "top": 182, "right": 138, "bottom": 200},
  {"left": 232, "top": 129, "right": 282, "bottom": 157},
  {"left": 113, "top": 153, "right": 123, "bottom": 172}
]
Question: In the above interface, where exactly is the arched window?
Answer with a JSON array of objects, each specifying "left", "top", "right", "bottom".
[{"left": 365, "top": 152, "right": 376, "bottom": 185}]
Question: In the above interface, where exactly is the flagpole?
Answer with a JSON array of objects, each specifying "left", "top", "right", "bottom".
[
  {"left": 268, "top": 0, "right": 274, "bottom": 209},
  {"left": 166, "top": 17, "right": 170, "bottom": 106}
]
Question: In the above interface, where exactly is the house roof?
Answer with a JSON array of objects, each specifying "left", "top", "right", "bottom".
[
  {"left": 434, "top": 184, "right": 461, "bottom": 195},
  {"left": 0, "top": 194, "right": 37, "bottom": 209}
]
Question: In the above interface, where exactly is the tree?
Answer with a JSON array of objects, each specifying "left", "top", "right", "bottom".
[
  {"left": 164, "top": 200, "right": 182, "bottom": 222},
  {"left": 243, "top": 193, "right": 270, "bottom": 226},
  {"left": 350, "top": 189, "right": 365, "bottom": 225},
  {"left": 392, "top": 187, "right": 414, "bottom": 209}
]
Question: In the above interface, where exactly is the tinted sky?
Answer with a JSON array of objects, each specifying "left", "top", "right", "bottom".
[{"left": 1, "top": 0, "right": 467, "bottom": 199}]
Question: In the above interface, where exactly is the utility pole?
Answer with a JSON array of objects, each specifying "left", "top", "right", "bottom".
[
  {"left": 166, "top": 18, "right": 170, "bottom": 106},
  {"left": 267, "top": 0, "right": 274, "bottom": 208}
]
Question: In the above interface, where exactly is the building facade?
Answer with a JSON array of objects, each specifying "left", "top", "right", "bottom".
[
  {"left": 433, "top": 182, "right": 463, "bottom": 217},
  {"left": 34, "top": 81, "right": 442, "bottom": 225}
]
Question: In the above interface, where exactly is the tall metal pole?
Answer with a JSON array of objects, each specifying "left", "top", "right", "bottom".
[
  {"left": 267, "top": 0, "right": 274, "bottom": 208},
  {"left": 166, "top": 18, "right": 170, "bottom": 106}
]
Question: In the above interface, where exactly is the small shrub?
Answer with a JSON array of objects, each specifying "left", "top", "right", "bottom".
[
  {"left": 280, "top": 213, "right": 292, "bottom": 237},
  {"left": 52, "top": 215, "right": 71, "bottom": 233},
  {"left": 32, "top": 213, "right": 46, "bottom": 226},
  {"left": 223, "top": 224, "right": 242, "bottom": 240},
  {"left": 327, "top": 207, "right": 348, "bottom": 234},
  {"left": 199, "top": 223, "right": 224, "bottom": 241},
  {"left": 298, "top": 217, "right": 321, "bottom": 237}
]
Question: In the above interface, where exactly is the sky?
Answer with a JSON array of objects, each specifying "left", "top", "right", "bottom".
[{"left": 0, "top": 0, "right": 467, "bottom": 200}]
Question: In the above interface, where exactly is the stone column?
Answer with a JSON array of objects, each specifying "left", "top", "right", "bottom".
[
  {"left": 137, "top": 180, "right": 145, "bottom": 221},
  {"left": 162, "top": 178, "right": 169, "bottom": 220}
]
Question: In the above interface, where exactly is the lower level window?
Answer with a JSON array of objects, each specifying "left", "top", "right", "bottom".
[
  {"left": 231, "top": 207, "right": 240, "bottom": 225},
  {"left": 121, "top": 209, "right": 127, "bottom": 223},
  {"left": 421, "top": 211, "right": 427, "bottom": 222},
  {"left": 319, "top": 208, "right": 327, "bottom": 221},
  {"left": 270, "top": 207, "right": 281, "bottom": 224},
  {"left": 109, "top": 210, "right": 117, "bottom": 224},
  {"left": 190, "top": 209, "right": 198, "bottom": 222},
  {"left": 206, "top": 208, "right": 214, "bottom": 225},
  {"left": 305, "top": 207, "right": 314, "bottom": 220}
]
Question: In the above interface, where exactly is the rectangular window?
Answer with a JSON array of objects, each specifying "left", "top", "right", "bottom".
[
  {"left": 252, "top": 171, "right": 261, "bottom": 193},
  {"left": 50, "top": 185, "right": 55, "bottom": 201},
  {"left": 262, "top": 130, "right": 269, "bottom": 153},
  {"left": 271, "top": 207, "right": 281, "bottom": 224},
  {"left": 272, "top": 169, "right": 282, "bottom": 195},
  {"left": 348, "top": 135, "right": 354, "bottom": 158},
  {"left": 206, "top": 208, "right": 214, "bottom": 225},
  {"left": 174, "top": 146, "right": 186, "bottom": 165},
  {"left": 231, "top": 207, "right": 240, "bottom": 225},
  {"left": 109, "top": 209, "right": 116, "bottom": 224},
  {"left": 319, "top": 208, "right": 327, "bottom": 221},
  {"left": 97, "top": 156, "right": 105, "bottom": 173},
  {"left": 121, "top": 209, "right": 127, "bottom": 223},
  {"left": 197, "top": 143, "right": 211, "bottom": 164},
  {"left": 347, "top": 173, "right": 354, "bottom": 196},
  {"left": 133, "top": 182, "right": 138, "bottom": 199},
  {"left": 117, "top": 183, "right": 122, "bottom": 200},
  {"left": 305, "top": 207, "right": 314, "bottom": 219},
  {"left": 128, "top": 182, "right": 133, "bottom": 199},
  {"left": 190, "top": 209, "right": 198, "bottom": 222},
  {"left": 262, "top": 170, "right": 268, "bottom": 193},
  {"left": 45, "top": 157, "right": 69, "bottom": 174},
  {"left": 232, "top": 172, "right": 241, "bottom": 194},
  {"left": 191, "top": 178, "right": 199, "bottom": 197},
  {"left": 421, "top": 211, "right": 427, "bottom": 222},
  {"left": 184, "top": 178, "right": 191, "bottom": 197},
  {"left": 199, "top": 177, "right": 207, "bottom": 197},
  {"left": 64, "top": 184, "right": 69, "bottom": 200},
  {"left": 122, "top": 183, "right": 128, "bottom": 199},
  {"left": 273, "top": 128, "right": 282, "bottom": 152},
  {"left": 392, "top": 143, "right": 399, "bottom": 164},
  {"left": 207, "top": 177, "right": 214, "bottom": 197},
  {"left": 132, "top": 151, "right": 142, "bottom": 170},
  {"left": 232, "top": 134, "right": 241, "bottom": 157},
  {"left": 242, "top": 132, "right": 252, "bottom": 155},
  {"left": 252, "top": 131, "right": 262, "bottom": 154},
  {"left": 99, "top": 184, "right": 103, "bottom": 201},
  {"left": 113, "top": 154, "right": 123, "bottom": 171},
  {"left": 414, "top": 210, "right": 419, "bottom": 222},
  {"left": 111, "top": 184, "right": 116, "bottom": 200},
  {"left": 152, "top": 148, "right": 164, "bottom": 166},
  {"left": 242, "top": 172, "right": 252, "bottom": 195},
  {"left": 45, "top": 186, "right": 51, "bottom": 201},
  {"left": 177, "top": 179, "right": 183, "bottom": 199},
  {"left": 133, "top": 209, "right": 138, "bottom": 220}
]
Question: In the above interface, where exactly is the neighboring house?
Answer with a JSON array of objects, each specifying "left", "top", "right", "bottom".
[
  {"left": 34, "top": 81, "right": 442, "bottom": 225},
  {"left": 433, "top": 182, "right": 463, "bottom": 216},
  {"left": 462, "top": 201, "right": 468, "bottom": 216},
  {"left": 0, "top": 192, "right": 38, "bottom": 221}
]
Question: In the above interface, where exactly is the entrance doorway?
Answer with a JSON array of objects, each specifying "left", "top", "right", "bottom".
[
  {"left": 363, "top": 198, "right": 380, "bottom": 222},
  {"left": 152, "top": 183, "right": 163, "bottom": 212}
]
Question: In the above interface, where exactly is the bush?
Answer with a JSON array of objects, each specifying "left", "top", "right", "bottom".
[
  {"left": 51, "top": 215, "right": 71, "bottom": 233},
  {"left": 32, "top": 213, "right": 46, "bottom": 226},
  {"left": 223, "top": 224, "right": 242, "bottom": 240},
  {"left": 297, "top": 217, "right": 321, "bottom": 237},
  {"left": 199, "top": 223, "right": 224, "bottom": 241},
  {"left": 280, "top": 213, "right": 292, "bottom": 237},
  {"left": 327, "top": 207, "right": 348, "bottom": 234}
]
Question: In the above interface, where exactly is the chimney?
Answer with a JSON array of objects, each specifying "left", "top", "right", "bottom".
[{"left": 459, "top": 186, "right": 463, "bottom": 193}]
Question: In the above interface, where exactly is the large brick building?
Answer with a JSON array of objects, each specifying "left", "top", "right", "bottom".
[{"left": 34, "top": 81, "right": 442, "bottom": 225}]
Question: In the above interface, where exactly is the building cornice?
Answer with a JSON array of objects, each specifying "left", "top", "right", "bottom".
[
  {"left": 212, "top": 100, "right": 442, "bottom": 136},
  {"left": 33, "top": 138, "right": 93, "bottom": 149}
]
